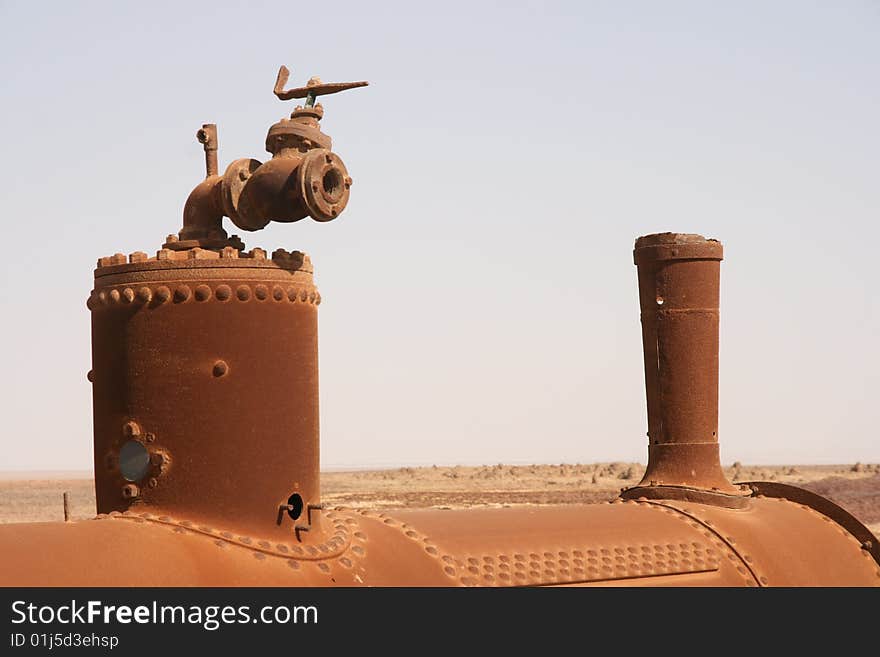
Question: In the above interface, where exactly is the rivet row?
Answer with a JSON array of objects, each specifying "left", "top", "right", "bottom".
[{"left": 88, "top": 284, "right": 320, "bottom": 309}]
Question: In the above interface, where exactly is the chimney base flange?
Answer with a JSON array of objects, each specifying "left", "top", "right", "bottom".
[{"left": 620, "top": 484, "right": 752, "bottom": 510}]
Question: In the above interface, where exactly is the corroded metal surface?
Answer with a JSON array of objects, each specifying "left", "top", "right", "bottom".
[
  {"left": 169, "top": 64, "right": 365, "bottom": 248},
  {"left": 741, "top": 481, "right": 880, "bottom": 567},
  {"left": 622, "top": 233, "right": 747, "bottom": 505},
  {"left": 273, "top": 65, "right": 368, "bottom": 103},
  {"left": 0, "top": 70, "right": 876, "bottom": 588},
  {"left": 637, "top": 497, "right": 880, "bottom": 586},
  {"left": 89, "top": 248, "right": 321, "bottom": 539},
  {"left": 1, "top": 501, "right": 875, "bottom": 587}
]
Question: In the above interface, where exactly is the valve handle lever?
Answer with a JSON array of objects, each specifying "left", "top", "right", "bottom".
[{"left": 273, "top": 65, "right": 368, "bottom": 104}]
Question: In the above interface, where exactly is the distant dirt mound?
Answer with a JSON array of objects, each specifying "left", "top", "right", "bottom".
[{"left": 800, "top": 474, "right": 880, "bottom": 525}]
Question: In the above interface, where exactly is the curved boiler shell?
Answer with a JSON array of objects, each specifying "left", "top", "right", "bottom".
[{"left": 0, "top": 497, "right": 877, "bottom": 587}]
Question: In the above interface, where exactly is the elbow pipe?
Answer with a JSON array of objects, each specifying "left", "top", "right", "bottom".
[
  {"left": 233, "top": 149, "right": 351, "bottom": 231},
  {"left": 179, "top": 175, "right": 224, "bottom": 242},
  {"left": 172, "top": 116, "right": 352, "bottom": 248},
  {"left": 174, "top": 148, "right": 351, "bottom": 245}
]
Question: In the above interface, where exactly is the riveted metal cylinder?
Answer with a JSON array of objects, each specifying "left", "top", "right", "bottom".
[
  {"left": 631, "top": 233, "right": 738, "bottom": 494},
  {"left": 89, "top": 247, "right": 321, "bottom": 537}
]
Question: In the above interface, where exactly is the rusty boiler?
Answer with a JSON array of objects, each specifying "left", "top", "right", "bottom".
[{"left": 0, "top": 67, "right": 877, "bottom": 587}]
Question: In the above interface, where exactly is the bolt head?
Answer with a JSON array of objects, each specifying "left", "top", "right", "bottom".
[{"left": 122, "top": 421, "right": 141, "bottom": 438}]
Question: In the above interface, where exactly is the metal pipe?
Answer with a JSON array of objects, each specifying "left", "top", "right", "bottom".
[
  {"left": 178, "top": 175, "right": 224, "bottom": 241},
  {"left": 196, "top": 124, "right": 218, "bottom": 178},
  {"left": 628, "top": 233, "right": 739, "bottom": 495}
]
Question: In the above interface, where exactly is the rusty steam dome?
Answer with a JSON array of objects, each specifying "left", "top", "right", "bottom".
[{"left": 0, "top": 68, "right": 877, "bottom": 587}]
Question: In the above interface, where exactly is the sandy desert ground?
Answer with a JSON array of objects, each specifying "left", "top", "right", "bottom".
[{"left": 2, "top": 462, "right": 878, "bottom": 537}]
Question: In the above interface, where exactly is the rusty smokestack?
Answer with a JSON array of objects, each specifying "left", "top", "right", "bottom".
[{"left": 623, "top": 233, "right": 746, "bottom": 504}]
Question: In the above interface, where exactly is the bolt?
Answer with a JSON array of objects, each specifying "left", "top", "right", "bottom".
[
  {"left": 150, "top": 453, "right": 166, "bottom": 467},
  {"left": 196, "top": 129, "right": 208, "bottom": 144},
  {"left": 166, "top": 234, "right": 178, "bottom": 243},
  {"left": 147, "top": 477, "right": 158, "bottom": 489},
  {"left": 144, "top": 432, "right": 156, "bottom": 443},
  {"left": 325, "top": 153, "right": 333, "bottom": 164},
  {"left": 122, "top": 421, "right": 141, "bottom": 438},
  {"left": 312, "top": 181, "right": 320, "bottom": 192},
  {"left": 862, "top": 540, "right": 874, "bottom": 551},
  {"left": 213, "top": 360, "right": 228, "bottom": 377},
  {"left": 238, "top": 169, "right": 250, "bottom": 181},
  {"left": 122, "top": 484, "right": 139, "bottom": 499}
]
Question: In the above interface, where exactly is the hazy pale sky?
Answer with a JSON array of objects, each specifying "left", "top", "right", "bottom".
[{"left": 1, "top": 1, "right": 878, "bottom": 471}]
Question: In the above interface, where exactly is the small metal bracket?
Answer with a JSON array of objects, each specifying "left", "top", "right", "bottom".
[{"left": 306, "top": 503, "right": 324, "bottom": 525}]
